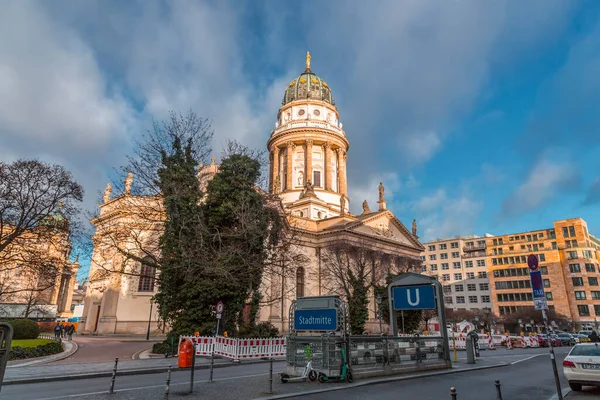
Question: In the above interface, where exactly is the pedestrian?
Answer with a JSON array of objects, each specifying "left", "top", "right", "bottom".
[
  {"left": 66, "top": 324, "right": 74, "bottom": 341},
  {"left": 60, "top": 323, "right": 65, "bottom": 338},
  {"left": 590, "top": 330, "right": 599, "bottom": 343},
  {"left": 53, "top": 322, "right": 61, "bottom": 340}
]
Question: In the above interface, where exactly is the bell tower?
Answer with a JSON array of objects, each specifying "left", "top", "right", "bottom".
[{"left": 266, "top": 53, "right": 350, "bottom": 220}]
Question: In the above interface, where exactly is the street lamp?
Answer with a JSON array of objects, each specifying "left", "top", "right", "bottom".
[
  {"left": 474, "top": 316, "right": 480, "bottom": 332},
  {"left": 376, "top": 295, "right": 383, "bottom": 334}
]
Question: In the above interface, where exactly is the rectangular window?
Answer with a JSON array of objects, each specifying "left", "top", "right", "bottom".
[
  {"left": 452, "top": 252, "right": 460, "bottom": 258},
  {"left": 429, "top": 255, "right": 437, "bottom": 260},
  {"left": 563, "top": 227, "right": 569, "bottom": 238},
  {"left": 454, "top": 273, "right": 463, "bottom": 280},
  {"left": 456, "top": 296, "right": 465, "bottom": 304},
  {"left": 467, "top": 284, "right": 476, "bottom": 291},
  {"left": 313, "top": 170, "right": 321, "bottom": 187},
  {"left": 481, "top": 295, "right": 490, "bottom": 303},
  {"left": 552, "top": 242, "right": 557, "bottom": 250},
  {"left": 543, "top": 279, "right": 551, "bottom": 288},
  {"left": 445, "top": 297, "right": 453, "bottom": 304},
  {"left": 428, "top": 245, "right": 436, "bottom": 251},
  {"left": 451, "top": 242, "right": 458, "bottom": 248},
  {"left": 440, "top": 243, "right": 447, "bottom": 250},
  {"left": 478, "top": 271, "right": 487, "bottom": 278},
  {"left": 138, "top": 262, "right": 156, "bottom": 292},
  {"left": 476, "top": 259, "right": 486, "bottom": 267},
  {"left": 440, "top": 263, "right": 448, "bottom": 270},
  {"left": 539, "top": 254, "right": 546, "bottom": 262},
  {"left": 443, "top": 286, "right": 452, "bottom": 294},
  {"left": 464, "top": 261, "right": 473, "bottom": 268},
  {"left": 573, "top": 277, "right": 584, "bottom": 286},
  {"left": 569, "top": 226, "right": 576, "bottom": 237},
  {"left": 420, "top": 255, "right": 426, "bottom": 261},
  {"left": 575, "top": 291, "right": 587, "bottom": 300},
  {"left": 541, "top": 266, "right": 548, "bottom": 275},
  {"left": 595, "top": 305, "right": 600, "bottom": 316},
  {"left": 589, "top": 277, "right": 599, "bottom": 286},
  {"left": 578, "top": 305, "right": 590, "bottom": 316},
  {"left": 442, "top": 274, "right": 450, "bottom": 281},
  {"left": 441, "top": 253, "right": 448, "bottom": 259},
  {"left": 454, "top": 284, "right": 464, "bottom": 292},
  {"left": 430, "top": 264, "right": 438, "bottom": 271},
  {"left": 568, "top": 251, "right": 578, "bottom": 260},
  {"left": 468, "top": 296, "right": 478, "bottom": 303},
  {"left": 479, "top": 283, "right": 489, "bottom": 291},
  {"left": 467, "top": 272, "right": 475, "bottom": 279},
  {"left": 569, "top": 264, "right": 581, "bottom": 273},
  {"left": 546, "top": 292, "right": 553, "bottom": 300},
  {"left": 586, "top": 263, "right": 595, "bottom": 272},
  {"left": 584, "top": 250, "right": 593, "bottom": 259},
  {"left": 453, "top": 262, "right": 461, "bottom": 269},
  {"left": 591, "top": 291, "right": 600, "bottom": 300}
]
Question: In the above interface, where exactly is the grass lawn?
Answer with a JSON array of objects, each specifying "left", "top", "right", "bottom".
[{"left": 11, "top": 339, "right": 55, "bottom": 348}]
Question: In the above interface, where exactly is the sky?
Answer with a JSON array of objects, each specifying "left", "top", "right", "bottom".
[{"left": 1, "top": 1, "right": 600, "bottom": 279}]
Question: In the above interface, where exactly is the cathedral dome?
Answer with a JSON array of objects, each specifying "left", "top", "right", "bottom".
[{"left": 282, "top": 52, "right": 335, "bottom": 106}]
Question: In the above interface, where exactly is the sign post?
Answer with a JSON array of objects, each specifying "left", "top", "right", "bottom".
[
  {"left": 528, "top": 254, "right": 562, "bottom": 400},
  {"left": 209, "top": 301, "right": 223, "bottom": 383}
]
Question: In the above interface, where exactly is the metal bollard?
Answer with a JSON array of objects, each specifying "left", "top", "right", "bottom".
[
  {"left": 190, "top": 350, "right": 196, "bottom": 393},
  {"left": 109, "top": 357, "right": 119, "bottom": 394},
  {"left": 450, "top": 387, "right": 457, "bottom": 399},
  {"left": 268, "top": 358, "right": 274, "bottom": 394},
  {"left": 495, "top": 380, "right": 503, "bottom": 400},
  {"left": 164, "top": 366, "right": 172, "bottom": 400}
]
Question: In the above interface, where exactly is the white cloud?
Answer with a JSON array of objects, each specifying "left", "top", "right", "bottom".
[
  {"left": 401, "top": 132, "right": 442, "bottom": 165},
  {"left": 501, "top": 158, "right": 580, "bottom": 217}
]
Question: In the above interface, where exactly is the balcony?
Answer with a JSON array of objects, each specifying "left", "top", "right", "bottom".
[
  {"left": 462, "top": 251, "right": 487, "bottom": 259},
  {"left": 463, "top": 244, "right": 486, "bottom": 252}
]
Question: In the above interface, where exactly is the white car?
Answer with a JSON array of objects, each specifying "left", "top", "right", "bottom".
[{"left": 562, "top": 343, "right": 600, "bottom": 391}]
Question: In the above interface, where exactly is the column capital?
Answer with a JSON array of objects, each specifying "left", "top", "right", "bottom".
[
  {"left": 336, "top": 148, "right": 345, "bottom": 156},
  {"left": 323, "top": 141, "right": 332, "bottom": 149},
  {"left": 270, "top": 145, "right": 280, "bottom": 154},
  {"left": 286, "top": 141, "right": 295, "bottom": 149},
  {"left": 306, "top": 139, "right": 314, "bottom": 146}
]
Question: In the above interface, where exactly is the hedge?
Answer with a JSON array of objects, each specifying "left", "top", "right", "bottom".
[
  {"left": 3, "top": 319, "right": 40, "bottom": 339},
  {"left": 9, "top": 341, "right": 63, "bottom": 360}
]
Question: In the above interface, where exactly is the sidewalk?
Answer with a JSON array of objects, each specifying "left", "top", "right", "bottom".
[{"left": 3, "top": 355, "right": 285, "bottom": 385}]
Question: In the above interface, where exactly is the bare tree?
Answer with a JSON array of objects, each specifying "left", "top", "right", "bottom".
[{"left": 0, "top": 159, "right": 83, "bottom": 304}]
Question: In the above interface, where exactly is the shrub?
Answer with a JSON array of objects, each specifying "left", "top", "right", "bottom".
[
  {"left": 152, "top": 331, "right": 179, "bottom": 355},
  {"left": 8, "top": 341, "right": 63, "bottom": 360},
  {"left": 7, "top": 319, "right": 41, "bottom": 339}
]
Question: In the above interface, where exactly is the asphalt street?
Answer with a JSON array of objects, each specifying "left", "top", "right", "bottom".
[{"left": 3, "top": 347, "right": 594, "bottom": 400}]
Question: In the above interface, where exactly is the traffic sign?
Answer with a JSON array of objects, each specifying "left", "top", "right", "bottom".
[
  {"left": 527, "top": 254, "right": 539, "bottom": 271},
  {"left": 392, "top": 285, "right": 436, "bottom": 310},
  {"left": 294, "top": 308, "right": 337, "bottom": 331},
  {"left": 529, "top": 270, "right": 548, "bottom": 310},
  {"left": 216, "top": 301, "right": 224, "bottom": 320}
]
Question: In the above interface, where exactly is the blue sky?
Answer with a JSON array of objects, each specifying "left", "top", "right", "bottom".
[{"left": 1, "top": 1, "right": 600, "bottom": 279}]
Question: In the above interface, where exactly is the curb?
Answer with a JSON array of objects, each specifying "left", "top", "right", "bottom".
[
  {"left": 3, "top": 358, "right": 287, "bottom": 386},
  {"left": 254, "top": 363, "right": 510, "bottom": 400},
  {"left": 7, "top": 340, "right": 79, "bottom": 368}
]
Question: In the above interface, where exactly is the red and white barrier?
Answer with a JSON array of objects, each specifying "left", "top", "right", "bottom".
[{"left": 179, "top": 335, "right": 286, "bottom": 361}]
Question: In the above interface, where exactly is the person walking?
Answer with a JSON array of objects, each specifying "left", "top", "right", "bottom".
[
  {"left": 59, "top": 323, "right": 65, "bottom": 338},
  {"left": 590, "top": 330, "right": 599, "bottom": 343},
  {"left": 53, "top": 322, "right": 61, "bottom": 340},
  {"left": 66, "top": 324, "right": 74, "bottom": 341}
]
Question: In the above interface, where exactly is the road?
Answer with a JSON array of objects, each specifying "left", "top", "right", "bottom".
[
  {"left": 51, "top": 336, "right": 160, "bottom": 364},
  {"left": 3, "top": 347, "right": 598, "bottom": 400}
]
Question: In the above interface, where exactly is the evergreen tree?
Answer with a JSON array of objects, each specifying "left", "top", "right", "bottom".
[{"left": 155, "top": 136, "right": 205, "bottom": 334}]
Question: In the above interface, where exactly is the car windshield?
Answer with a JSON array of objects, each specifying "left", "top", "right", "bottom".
[{"left": 570, "top": 345, "right": 600, "bottom": 357}]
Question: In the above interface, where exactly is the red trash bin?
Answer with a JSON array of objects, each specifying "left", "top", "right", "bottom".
[{"left": 178, "top": 338, "right": 194, "bottom": 368}]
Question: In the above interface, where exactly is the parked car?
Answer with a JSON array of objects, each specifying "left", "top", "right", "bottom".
[
  {"left": 562, "top": 343, "right": 600, "bottom": 391},
  {"left": 549, "top": 334, "right": 563, "bottom": 347},
  {"left": 557, "top": 333, "right": 576, "bottom": 346},
  {"left": 536, "top": 334, "right": 550, "bottom": 347},
  {"left": 579, "top": 330, "right": 593, "bottom": 337},
  {"left": 577, "top": 334, "right": 591, "bottom": 343}
]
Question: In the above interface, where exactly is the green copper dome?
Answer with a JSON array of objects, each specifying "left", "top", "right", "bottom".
[
  {"left": 39, "top": 201, "right": 69, "bottom": 231},
  {"left": 282, "top": 52, "right": 335, "bottom": 106}
]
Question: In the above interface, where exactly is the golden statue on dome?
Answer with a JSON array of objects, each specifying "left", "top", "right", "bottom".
[{"left": 306, "top": 51, "right": 311, "bottom": 70}]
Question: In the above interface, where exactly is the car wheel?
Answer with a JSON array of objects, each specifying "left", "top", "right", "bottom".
[{"left": 569, "top": 382, "right": 582, "bottom": 391}]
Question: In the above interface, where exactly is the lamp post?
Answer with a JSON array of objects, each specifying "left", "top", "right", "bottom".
[
  {"left": 376, "top": 295, "right": 383, "bottom": 334},
  {"left": 146, "top": 299, "right": 153, "bottom": 341}
]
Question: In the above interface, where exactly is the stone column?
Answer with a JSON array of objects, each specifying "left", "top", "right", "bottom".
[
  {"left": 305, "top": 139, "right": 313, "bottom": 186},
  {"left": 272, "top": 147, "right": 280, "bottom": 193},
  {"left": 337, "top": 148, "right": 347, "bottom": 196},
  {"left": 324, "top": 142, "right": 332, "bottom": 190},
  {"left": 286, "top": 141, "right": 294, "bottom": 191}
]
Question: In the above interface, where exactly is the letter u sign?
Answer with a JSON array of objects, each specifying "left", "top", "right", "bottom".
[{"left": 407, "top": 288, "right": 420, "bottom": 306}]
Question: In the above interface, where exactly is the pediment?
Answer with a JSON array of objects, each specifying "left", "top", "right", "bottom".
[{"left": 348, "top": 212, "right": 423, "bottom": 249}]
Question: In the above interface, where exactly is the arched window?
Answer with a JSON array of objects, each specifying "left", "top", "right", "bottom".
[
  {"left": 296, "top": 267, "right": 305, "bottom": 298},
  {"left": 138, "top": 258, "right": 156, "bottom": 292}
]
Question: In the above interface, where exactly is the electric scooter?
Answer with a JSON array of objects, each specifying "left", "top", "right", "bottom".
[
  {"left": 317, "top": 342, "right": 353, "bottom": 383},
  {"left": 281, "top": 345, "right": 317, "bottom": 383}
]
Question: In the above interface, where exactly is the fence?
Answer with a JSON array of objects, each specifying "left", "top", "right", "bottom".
[
  {"left": 179, "top": 335, "right": 286, "bottom": 361},
  {"left": 285, "top": 335, "right": 450, "bottom": 379}
]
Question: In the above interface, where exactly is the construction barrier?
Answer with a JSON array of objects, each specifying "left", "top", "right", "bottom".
[{"left": 179, "top": 335, "right": 286, "bottom": 361}]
